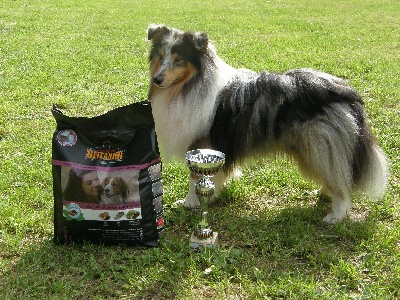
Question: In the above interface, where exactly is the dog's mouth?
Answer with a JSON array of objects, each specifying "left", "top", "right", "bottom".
[
  {"left": 154, "top": 82, "right": 167, "bottom": 88},
  {"left": 153, "top": 78, "right": 171, "bottom": 88},
  {"left": 104, "top": 192, "right": 115, "bottom": 198},
  {"left": 153, "top": 76, "right": 182, "bottom": 88}
]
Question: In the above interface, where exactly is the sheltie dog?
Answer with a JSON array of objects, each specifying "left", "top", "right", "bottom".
[{"left": 147, "top": 24, "right": 388, "bottom": 223}]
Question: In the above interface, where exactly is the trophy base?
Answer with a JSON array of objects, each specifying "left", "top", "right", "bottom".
[{"left": 189, "top": 231, "right": 219, "bottom": 249}]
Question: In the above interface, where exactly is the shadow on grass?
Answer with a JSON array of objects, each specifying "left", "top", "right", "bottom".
[
  {"left": 1, "top": 198, "right": 380, "bottom": 299},
  {"left": 2, "top": 238, "right": 196, "bottom": 299},
  {"left": 210, "top": 191, "right": 379, "bottom": 272}
]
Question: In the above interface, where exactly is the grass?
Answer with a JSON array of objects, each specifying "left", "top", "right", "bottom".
[{"left": 0, "top": 0, "right": 399, "bottom": 298}]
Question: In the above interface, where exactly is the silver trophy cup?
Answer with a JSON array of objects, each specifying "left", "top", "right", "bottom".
[{"left": 185, "top": 149, "right": 225, "bottom": 249}]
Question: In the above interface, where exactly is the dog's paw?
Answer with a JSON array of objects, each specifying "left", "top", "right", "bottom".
[
  {"left": 232, "top": 167, "right": 243, "bottom": 178},
  {"left": 183, "top": 195, "right": 200, "bottom": 208},
  {"left": 172, "top": 199, "right": 185, "bottom": 207},
  {"left": 323, "top": 213, "right": 344, "bottom": 224}
]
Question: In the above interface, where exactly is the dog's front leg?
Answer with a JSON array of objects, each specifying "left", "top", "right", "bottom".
[
  {"left": 183, "top": 170, "right": 228, "bottom": 207},
  {"left": 183, "top": 173, "right": 201, "bottom": 207}
]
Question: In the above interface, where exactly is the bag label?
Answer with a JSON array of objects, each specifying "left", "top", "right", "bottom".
[{"left": 85, "top": 148, "right": 125, "bottom": 162}]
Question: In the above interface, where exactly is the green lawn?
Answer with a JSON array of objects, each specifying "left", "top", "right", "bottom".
[{"left": 0, "top": 0, "right": 399, "bottom": 299}]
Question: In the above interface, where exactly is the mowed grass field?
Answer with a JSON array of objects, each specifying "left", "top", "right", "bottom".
[{"left": 0, "top": 0, "right": 399, "bottom": 299}]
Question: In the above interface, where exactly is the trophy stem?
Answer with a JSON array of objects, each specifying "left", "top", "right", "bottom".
[
  {"left": 190, "top": 176, "right": 218, "bottom": 248},
  {"left": 194, "top": 198, "right": 213, "bottom": 239},
  {"left": 199, "top": 210, "right": 209, "bottom": 230}
]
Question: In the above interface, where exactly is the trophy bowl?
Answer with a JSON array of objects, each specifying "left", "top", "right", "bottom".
[{"left": 185, "top": 149, "right": 225, "bottom": 176}]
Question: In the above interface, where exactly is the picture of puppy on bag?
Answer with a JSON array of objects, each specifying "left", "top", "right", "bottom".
[{"left": 62, "top": 168, "right": 140, "bottom": 204}]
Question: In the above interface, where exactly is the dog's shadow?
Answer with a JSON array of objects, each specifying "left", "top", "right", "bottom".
[
  {"left": 164, "top": 169, "right": 379, "bottom": 252},
  {"left": 208, "top": 191, "right": 378, "bottom": 254}
]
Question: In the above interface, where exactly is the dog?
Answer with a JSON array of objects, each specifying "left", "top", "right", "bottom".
[
  {"left": 147, "top": 24, "right": 388, "bottom": 223},
  {"left": 100, "top": 176, "right": 129, "bottom": 204}
]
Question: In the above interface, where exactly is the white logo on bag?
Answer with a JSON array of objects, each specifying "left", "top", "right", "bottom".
[{"left": 57, "top": 129, "right": 77, "bottom": 147}]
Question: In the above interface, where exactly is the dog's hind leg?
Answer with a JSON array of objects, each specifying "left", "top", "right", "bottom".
[
  {"left": 210, "top": 170, "right": 228, "bottom": 200},
  {"left": 289, "top": 109, "right": 358, "bottom": 223},
  {"left": 322, "top": 188, "right": 351, "bottom": 224}
]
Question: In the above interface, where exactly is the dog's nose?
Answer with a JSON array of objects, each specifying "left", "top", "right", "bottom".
[
  {"left": 104, "top": 188, "right": 110, "bottom": 193},
  {"left": 153, "top": 75, "right": 163, "bottom": 86}
]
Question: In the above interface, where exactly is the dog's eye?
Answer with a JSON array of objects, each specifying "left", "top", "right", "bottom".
[{"left": 174, "top": 58, "right": 185, "bottom": 66}]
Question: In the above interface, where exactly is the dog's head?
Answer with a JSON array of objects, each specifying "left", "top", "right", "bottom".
[
  {"left": 147, "top": 24, "right": 209, "bottom": 89},
  {"left": 102, "top": 176, "right": 129, "bottom": 198}
]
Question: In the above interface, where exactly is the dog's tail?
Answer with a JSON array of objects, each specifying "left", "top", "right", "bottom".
[{"left": 353, "top": 124, "right": 388, "bottom": 199}]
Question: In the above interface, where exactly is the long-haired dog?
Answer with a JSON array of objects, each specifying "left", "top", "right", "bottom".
[
  {"left": 147, "top": 24, "right": 388, "bottom": 223},
  {"left": 100, "top": 176, "right": 129, "bottom": 204}
]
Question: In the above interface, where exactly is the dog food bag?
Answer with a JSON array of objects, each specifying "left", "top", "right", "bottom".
[{"left": 52, "top": 101, "right": 164, "bottom": 246}]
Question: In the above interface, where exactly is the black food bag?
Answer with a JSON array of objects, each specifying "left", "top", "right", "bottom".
[{"left": 52, "top": 101, "right": 164, "bottom": 246}]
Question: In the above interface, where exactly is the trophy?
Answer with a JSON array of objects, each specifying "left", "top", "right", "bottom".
[{"left": 185, "top": 149, "right": 225, "bottom": 249}]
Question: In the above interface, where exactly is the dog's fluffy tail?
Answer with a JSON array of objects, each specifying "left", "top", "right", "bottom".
[
  {"left": 352, "top": 119, "right": 388, "bottom": 199},
  {"left": 354, "top": 141, "right": 388, "bottom": 199}
]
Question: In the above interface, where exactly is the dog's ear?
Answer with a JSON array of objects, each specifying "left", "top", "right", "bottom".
[
  {"left": 184, "top": 32, "right": 209, "bottom": 52},
  {"left": 116, "top": 178, "right": 128, "bottom": 194},
  {"left": 121, "top": 180, "right": 129, "bottom": 197},
  {"left": 147, "top": 24, "right": 169, "bottom": 42}
]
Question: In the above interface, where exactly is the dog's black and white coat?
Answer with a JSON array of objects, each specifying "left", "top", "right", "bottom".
[{"left": 147, "top": 24, "right": 388, "bottom": 223}]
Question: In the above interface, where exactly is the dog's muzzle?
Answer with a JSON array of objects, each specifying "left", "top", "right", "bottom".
[{"left": 153, "top": 75, "right": 164, "bottom": 87}]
